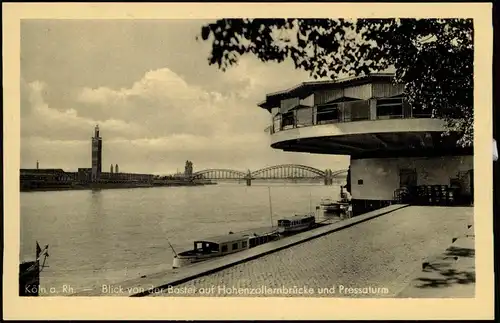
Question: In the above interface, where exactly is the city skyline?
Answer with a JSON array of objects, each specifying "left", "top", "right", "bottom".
[{"left": 20, "top": 19, "right": 349, "bottom": 174}]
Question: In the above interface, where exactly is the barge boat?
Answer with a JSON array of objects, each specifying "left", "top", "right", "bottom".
[{"left": 172, "top": 227, "right": 280, "bottom": 268}]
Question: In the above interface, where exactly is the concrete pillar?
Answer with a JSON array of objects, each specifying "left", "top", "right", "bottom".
[{"left": 370, "top": 99, "right": 377, "bottom": 120}]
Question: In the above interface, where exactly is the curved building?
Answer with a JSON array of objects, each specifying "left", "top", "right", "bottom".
[{"left": 258, "top": 73, "right": 473, "bottom": 215}]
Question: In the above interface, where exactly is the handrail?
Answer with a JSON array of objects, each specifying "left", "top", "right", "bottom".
[{"left": 269, "top": 99, "right": 434, "bottom": 134}]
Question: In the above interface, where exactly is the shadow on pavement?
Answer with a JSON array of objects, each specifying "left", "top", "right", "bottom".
[
  {"left": 415, "top": 246, "right": 475, "bottom": 289},
  {"left": 444, "top": 246, "right": 475, "bottom": 258}
]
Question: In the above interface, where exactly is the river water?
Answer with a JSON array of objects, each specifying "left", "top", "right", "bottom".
[{"left": 20, "top": 183, "right": 340, "bottom": 295}]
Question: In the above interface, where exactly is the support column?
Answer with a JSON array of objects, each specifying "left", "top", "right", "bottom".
[
  {"left": 246, "top": 170, "right": 252, "bottom": 186},
  {"left": 324, "top": 169, "right": 333, "bottom": 185},
  {"left": 369, "top": 99, "right": 377, "bottom": 120}
]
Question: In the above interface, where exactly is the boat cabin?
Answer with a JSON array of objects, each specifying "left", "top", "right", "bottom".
[
  {"left": 192, "top": 241, "right": 220, "bottom": 254},
  {"left": 278, "top": 214, "right": 315, "bottom": 228},
  {"left": 193, "top": 227, "right": 280, "bottom": 255},
  {"left": 195, "top": 233, "right": 250, "bottom": 256}
]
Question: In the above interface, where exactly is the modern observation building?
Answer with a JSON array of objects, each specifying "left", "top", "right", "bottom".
[{"left": 258, "top": 73, "right": 473, "bottom": 215}]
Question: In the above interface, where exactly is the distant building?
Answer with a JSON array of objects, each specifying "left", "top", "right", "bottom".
[
  {"left": 91, "top": 125, "right": 102, "bottom": 182},
  {"left": 100, "top": 171, "right": 154, "bottom": 182},
  {"left": 115, "top": 164, "right": 119, "bottom": 174},
  {"left": 77, "top": 168, "right": 92, "bottom": 182},
  {"left": 20, "top": 168, "right": 76, "bottom": 190},
  {"left": 184, "top": 160, "right": 193, "bottom": 177},
  {"left": 110, "top": 164, "right": 114, "bottom": 173}
]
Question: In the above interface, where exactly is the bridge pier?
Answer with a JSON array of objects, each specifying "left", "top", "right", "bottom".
[
  {"left": 245, "top": 170, "right": 252, "bottom": 186},
  {"left": 324, "top": 169, "right": 333, "bottom": 185}
]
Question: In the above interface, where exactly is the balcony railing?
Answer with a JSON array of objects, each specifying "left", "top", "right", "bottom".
[{"left": 269, "top": 98, "right": 433, "bottom": 134}]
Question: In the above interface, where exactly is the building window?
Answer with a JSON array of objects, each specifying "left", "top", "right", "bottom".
[
  {"left": 295, "top": 106, "right": 314, "bottom": 127},
  {"left": 399, "top": 169, "right": 417, "bottom": 188},
  {"left": 232, "top": 243, "right": 238, "bottom": 250},
  {"left": 242, "top": 241, "right": 247, "bottom": 248},
  {"left": 221, "top": 245, "right": 228, "bottom": 253},
  {"left": 281, "top": 111, "right": 295, "bottom": 128},
  {"left": 376, "top": 97, "right": 404, "bottom": 119},
  {"left": 358, "top": 179, "right": 364, "bottom": 185},
  {"left": 316, "top": 104, "right": 340, "bottom": 124}
]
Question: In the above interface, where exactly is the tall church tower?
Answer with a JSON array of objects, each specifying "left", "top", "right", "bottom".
[{"left": 91, "top": 125, "right": 102, "bottom": 181}]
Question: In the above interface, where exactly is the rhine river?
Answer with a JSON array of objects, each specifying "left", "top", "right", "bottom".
[{"left": 20, "top": 183, "right": 341, "bottom": 295}]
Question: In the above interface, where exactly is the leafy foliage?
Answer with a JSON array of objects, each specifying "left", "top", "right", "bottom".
[{"left": 198, "top": 18, "right": 473, "bottom": 146}]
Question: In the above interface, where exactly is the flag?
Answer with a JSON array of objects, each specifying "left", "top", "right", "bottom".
[{"left": 36, "top": 241, "right": 41, "bottom": 259}]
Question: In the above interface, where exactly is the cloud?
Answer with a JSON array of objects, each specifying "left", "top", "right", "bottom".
[
  {"left": 211, "top": 57, "right": 320, "bottom": 102},
  {"left": 75, "top": 67, "right": 272, "bottom": 139},
  {"left": 21, "top": 80, "right": 145, "bottom": 141},
  {"left": 21, "top": 61, "right": 348, "bottom": 174}
]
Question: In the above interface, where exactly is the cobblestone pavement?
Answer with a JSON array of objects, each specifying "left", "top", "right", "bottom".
[{"left": 151, "top": 206, "right": 473, "bottom": 298}]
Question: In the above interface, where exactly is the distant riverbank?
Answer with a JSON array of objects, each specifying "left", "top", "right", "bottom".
[{"left": 20, "top": 181, "right": 216, "bottom": 192}]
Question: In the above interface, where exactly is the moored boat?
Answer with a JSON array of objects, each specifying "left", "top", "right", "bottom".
[
  {"left": 320, "top": 198, "right": 349, "bottom": 212},
  {"left": 320, "top": 186, "right": 352, "bottom": 213},
  {"left": 277, "top": 214, "right": 316, "bottom": 234},
  {"left": 19, "top": 242, "right": 49, "bottom": 296},
  {"left": 172, "top": 227, "right": 280, "bottom": 268}
]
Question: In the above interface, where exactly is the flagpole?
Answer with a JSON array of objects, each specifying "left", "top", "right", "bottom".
[
  {"left": 167, "top": 240, "right": 178, "bottom": 257},
  {"left": 268, "top": 186, "right": 273, "bottom": 227}
]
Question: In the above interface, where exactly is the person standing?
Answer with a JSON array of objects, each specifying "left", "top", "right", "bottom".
[{"left": 346, "top": 203, "right": 353, "bottom": 219}]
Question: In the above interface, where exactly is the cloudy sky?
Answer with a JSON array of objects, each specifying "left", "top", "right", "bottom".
[{"left": 21, "top": 19, "right": 349, "bottom": 174}]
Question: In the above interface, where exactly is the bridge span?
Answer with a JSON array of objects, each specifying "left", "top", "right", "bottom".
[{"left": 191, "top": 164, "right": 347, "bottom": 186}]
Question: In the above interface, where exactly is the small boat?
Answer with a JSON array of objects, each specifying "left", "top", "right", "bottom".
[
  {"left": 172, "top": 227, "right": 280, "bottom": 268},
  {"left": 19, "top": 242, "right": 49, "bottom": 296},
  {"left": 320, "top": 198, "right": 349, "bottom": 212},
  {"left": 277, "top": 214, "right": 316, "bottom": 234},
  {"left": 320, "top": 186, "right": 352, "bottom": 213}
]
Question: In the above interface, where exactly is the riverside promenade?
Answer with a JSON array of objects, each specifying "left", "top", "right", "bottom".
[
  {"left": 72, "top": 204, "right": 473, "bottom": 297},
  {"left": 150, "top": 205, "right": 474, "bottom": 298}
]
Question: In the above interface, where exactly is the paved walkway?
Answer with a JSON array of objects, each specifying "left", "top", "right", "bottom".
[
  {"left": 396, "top": 224, "right": 475, "bottom": 298},
  {"left": 151, "top": 206, "right": 473, "bottom": 298}
]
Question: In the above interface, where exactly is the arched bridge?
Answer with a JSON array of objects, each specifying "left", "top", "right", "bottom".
[{"left": 192, "top": 164, "right": 347, "bottom": 186}]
